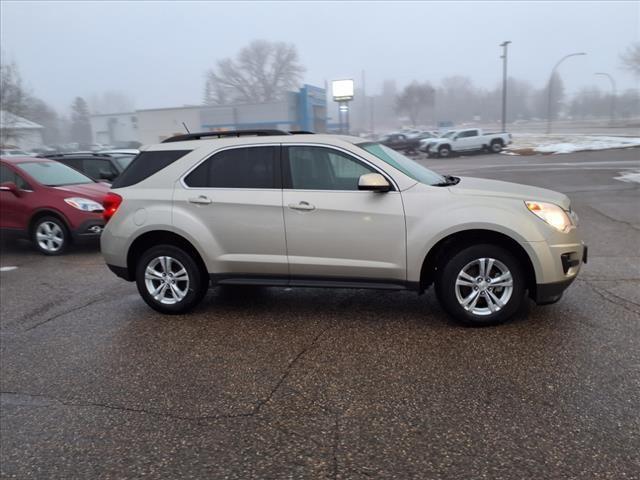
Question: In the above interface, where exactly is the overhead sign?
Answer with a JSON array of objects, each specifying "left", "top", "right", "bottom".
[{"left": 332, "top": 79, "right": 354, "bottom": 102}]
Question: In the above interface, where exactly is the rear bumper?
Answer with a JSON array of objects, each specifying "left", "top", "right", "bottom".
[{"left": 107, "top": 263, "right": 133, "bottom": 281}]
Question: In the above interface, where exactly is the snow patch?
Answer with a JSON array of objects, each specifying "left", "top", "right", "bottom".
[
  {"left": 507, "top": 134, "right": 640, "bottom": 155},
  {"left": 614, "top": 171, "right": 640, "bottom": 184}
]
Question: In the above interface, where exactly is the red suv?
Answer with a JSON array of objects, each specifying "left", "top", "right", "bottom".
[{"left": 0, "top": 156, "right": 110, "bottom": 255}]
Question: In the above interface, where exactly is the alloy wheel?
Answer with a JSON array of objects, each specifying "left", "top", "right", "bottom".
[
  {"left": 144, "top": 256, "right": 190, "bottom": 305},
  {"left": 454, "top": 257, "right": 514, "bottom": 316},
  {"left": 36, "top": 221, "right": 64, "bottom": 253}
]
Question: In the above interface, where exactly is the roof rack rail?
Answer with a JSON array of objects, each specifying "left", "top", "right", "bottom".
[
  {"left": 40, "top": 152, "right": 112, "bottom": 158},
  {"left": 161, "top": 129, "right": 290, "bottom": 143},
  {"left": 289, "top": 130, "right": 315, "bottom": 135}
]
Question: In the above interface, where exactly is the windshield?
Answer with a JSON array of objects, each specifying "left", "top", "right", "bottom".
[
  {"left": 358, "top": 142, "right": 445, "bottom": 186},
  {"left": 442, "top": 131, "right": 457, "bottom": 139},
  {"left": 18, "top": 161, "right": 94, "bottom": 186},
  {"left": 113, "top": 154, "right": 136, "bottom": 170}
]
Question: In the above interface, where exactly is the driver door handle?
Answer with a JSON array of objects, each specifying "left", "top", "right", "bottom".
[
  {"left": 188, "top": 195, "right": 212, "bottom": 205},
  {"left": 288, "top": 201, "right": 315, "bottom": 211}
]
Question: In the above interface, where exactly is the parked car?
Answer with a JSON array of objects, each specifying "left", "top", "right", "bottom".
[
  {"left": 0, "top": 148, "right": 35, "bottom": 157},
  {"left": 379, "top": 133, "right": 421, "bottom": 154},
  {"left": 0, "top": 156, "right": 109, "bottom": 254},
  {"left": 45, "top": 152, "right": 137, "bottom": 182},
  {"left": 425, "top": 128, "right": 512, "bottom": 157},
  {"left": 419, "top": 130, "right": 457, "bottom": 152},
  {"left": 100, "top": 130, "right": 586, "bottom": 326}
]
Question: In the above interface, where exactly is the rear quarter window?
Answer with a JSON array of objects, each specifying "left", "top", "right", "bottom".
[{"left": 111, "top": 150, "right": 191, "bottom": 188}]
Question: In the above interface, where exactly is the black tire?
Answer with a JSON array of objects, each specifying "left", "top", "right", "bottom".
[
  {"left": 490, "top": 140, "right": 504, "bottom": 153},
  {"left": 438, "top": 145, "right": 451, "bottom": 158},
  {"left": 31, "top": 216, "right": 68, "bottom": 255},
  {"left": 135, "top": 244, "right": 208, "bottom": 314},
  {"left": 435, "top": 244, "right": 526, "bottom": 326}
]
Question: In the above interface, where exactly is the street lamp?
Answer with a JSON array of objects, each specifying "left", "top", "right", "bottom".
[
  {"left": 500, "top": 41, "right": 511, "bottom": 133},
  {"left": 546, "top": 52, "right": 587, "bottom": 134},
  {"left": 595, "top": 72, "right": 617, "bottom": 125}
]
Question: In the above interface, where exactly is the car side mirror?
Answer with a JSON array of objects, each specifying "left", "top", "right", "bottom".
[
  {"left": 358, "top": 173, "right": 390, "bottom": 192},
  {"left": 0, "top": 181, "right": 21, "bottom": 197}
]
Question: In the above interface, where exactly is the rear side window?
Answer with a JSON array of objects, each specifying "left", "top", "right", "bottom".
[
  {"left": 111, "top": 150, "right": 191, "bottom": 188},
  {"left": 184, "top": 146, "right": 278, "bottom": 189}
]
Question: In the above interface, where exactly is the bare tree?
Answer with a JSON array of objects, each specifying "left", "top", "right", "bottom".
[
  {"left": 89, "top": 91, "right": 135, "bottom": 114},
  {"left": 204, "top": 40, "right": 305, "bottom": 105},
  {"left": 0, "top": 56, "right": 32, "bottom": 144},
  {"left": 395, "top": 81, "right": 435, "bottom": 125},
  {"left": 620, "top": 42, "right": 640, "bottom": 76},
  {"left": 70, "top": 97, "right": 92, "bottom": 145}
]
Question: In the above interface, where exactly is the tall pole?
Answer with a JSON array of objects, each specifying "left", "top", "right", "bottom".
[
  {"left": 546, "top": 52, "right": 587, "bottom": 134},
  {"left": 500, "top": 41, "right": 511, "bottom": 133},
  {"left": 595, "top": 72, "right": 617, "bottom": 125}
]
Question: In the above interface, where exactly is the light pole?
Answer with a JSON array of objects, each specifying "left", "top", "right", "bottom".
[
  {"left": 500, "top": 41, "right": 511, "bottom": 133},
  {"left": 595, "top": 72, "right": 617, "bottom": 125},
  {"left": 546, "top": 52, "right": 586, "bottom": 134}
]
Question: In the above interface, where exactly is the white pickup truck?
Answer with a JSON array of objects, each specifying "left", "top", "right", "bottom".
[{"left": 422, "top": 128, "right": 512, "bottom": 157}]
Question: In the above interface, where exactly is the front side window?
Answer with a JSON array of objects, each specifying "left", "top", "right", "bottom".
[
  {"left": 286, "top": 146, "right": 374, "bottom": 191},
  {"left": 185, "top": 146, "right": 277, "bottom": 189},
  {"left": 17, "top": 161, "right": 93, "bottom": 187},
  {"left": 358, "top": 142, "right": 445, "bottom": 186}
]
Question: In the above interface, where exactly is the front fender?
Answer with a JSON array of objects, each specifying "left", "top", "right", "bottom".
[{"left": 402, "top": 186, "right": 548, "bottom": 283}]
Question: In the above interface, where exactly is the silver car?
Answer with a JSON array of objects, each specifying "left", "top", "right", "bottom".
[{"left": 101, "top": 130, "right": 587, "bottom": 326}]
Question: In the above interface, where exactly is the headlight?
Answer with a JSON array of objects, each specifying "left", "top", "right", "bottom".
[
  {"left": 64, "top": 197, "right": 104, "bottom": 212},
  {"left": 525, "top": 201, "right": 573, "bottom": 233}
]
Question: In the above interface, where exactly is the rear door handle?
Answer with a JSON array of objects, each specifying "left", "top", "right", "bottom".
[
  {"left": 188, "top": 195, "right": 212, "bottom": 205},
  {"left": 288, "top": 201, "right": 315, "bottom": 211}
]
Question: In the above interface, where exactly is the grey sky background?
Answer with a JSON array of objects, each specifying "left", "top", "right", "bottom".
[{"left": 1, "top": 1, "right": 638, "bottom": 112}]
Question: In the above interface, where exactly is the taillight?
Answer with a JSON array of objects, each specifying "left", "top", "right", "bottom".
[{"left": 103, "top": 192, "right": 122, "bottom": 222}]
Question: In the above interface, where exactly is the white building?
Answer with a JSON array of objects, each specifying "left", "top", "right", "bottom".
[
  {"left": 89, "top": 85, "right": 327, "bottom": 146},
  {"left": 0, "top": 110, "right": 44, "bottom": 150},
  {"left": 89, "top": 112, "right": 139, "bottom": 147}
]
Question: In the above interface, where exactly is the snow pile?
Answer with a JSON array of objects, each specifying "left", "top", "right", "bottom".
[
  {"left": 614, "top": 171, "right": 640, "bottom": 184},
  {"left": 506, "top": 134, "right": 640, "bottom": 155}
]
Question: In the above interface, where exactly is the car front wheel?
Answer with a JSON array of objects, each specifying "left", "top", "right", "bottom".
[
  {"left": 435, "top": 244, "right": 526, "bottom": 326},
  {"left": 136, "top": 245, "right": 208, "bottom": 314},
  {"left": 32, "top": 216, "right": 68, "bottom": 255}
]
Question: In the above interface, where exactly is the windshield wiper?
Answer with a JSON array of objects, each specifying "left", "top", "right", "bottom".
[{"left": 433, "top": 175, "right": 460, "bottom": 187}]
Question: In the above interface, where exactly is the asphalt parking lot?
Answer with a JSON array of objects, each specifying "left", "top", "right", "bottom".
[{"left": 1, "top": 148, "right": 639, "bottom": 479}]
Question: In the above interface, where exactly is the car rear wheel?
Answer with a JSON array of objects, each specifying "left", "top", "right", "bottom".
[
  {"left": 136, "top": 245, "right": 208, "bottom": 314},
  {"left": 435, "top": 244, "right": 526, "bottom": 326},
  {"left": 438, "top": 145, "right": 451, "bottom": 158},
  {"left": 32, "top": 217, "right": 68, "bottom": 255}
]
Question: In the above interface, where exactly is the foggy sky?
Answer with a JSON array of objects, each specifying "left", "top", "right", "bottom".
[{"left": 1, "top": 1, "right": 638, "bottom": 113}]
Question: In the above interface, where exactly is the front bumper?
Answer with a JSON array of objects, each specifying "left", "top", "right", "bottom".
[
  {"left": 532, "top": 244, "right": 588, "bottom": 304},
  {"left": 71, "top": 219, "right": 105, "bottom": 242}
]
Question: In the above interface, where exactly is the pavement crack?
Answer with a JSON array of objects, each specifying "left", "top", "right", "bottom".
[
  {"left": 577, "top": 279, "right": 640, "bottom": 315},
  {"left": 583, "top": 205, "right": 640, "bottom": 231},
  {"left": 252, "top": 321, "right": 335, "bottom": 415},
  {"left": 24, "top": 297, "right": 107, "bottom": 332},
  {"left": 0, "top": 391, "right": 254, "bottom": 423}
]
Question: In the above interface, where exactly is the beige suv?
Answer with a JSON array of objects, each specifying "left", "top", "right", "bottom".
[{"left": 101, "top": 130, "right": 587, "bottom": 326}]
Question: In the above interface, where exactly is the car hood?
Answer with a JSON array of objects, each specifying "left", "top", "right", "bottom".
[
  {"left": 52, "top": 182, "right": 110, "bottom": 201},
  {"left": 448, "top": 176, "right": 570, "bottom": 209}
]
